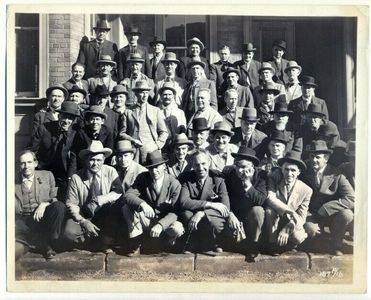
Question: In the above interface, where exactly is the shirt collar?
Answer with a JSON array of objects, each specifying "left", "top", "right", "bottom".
[
  {"left": 22, "top": 175, "right": 34, "bottom": 182},
  {"left": 88, "top": 170, "right": 102, "bottom": 180}
]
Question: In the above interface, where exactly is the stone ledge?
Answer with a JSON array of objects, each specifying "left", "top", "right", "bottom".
[{"left": 309, "top": 253, "right": 353, "bottom": 272}]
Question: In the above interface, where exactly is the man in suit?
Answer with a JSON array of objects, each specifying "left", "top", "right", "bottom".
[
  {"left": 64, "top": 141, "right": 123, "bottom": 251},
  {"left": 284, "top": 61, "right": 302, "bottom": 102},
  {"left": 76, "top": 20, "right": 118, "bottom": 80},
  {"left": 233, "top": 43, "right": 261, "bottom": 91},
  {"left": 119, "top": 80, "right": 168, "bottom": 163},
  {"left": 303, "top": 140, "right": 354, "bottom": 256},
  {"left": 149, "top": 36, "right": 167, "bottom": 81},
  {"left": 88, "top": 55, "right": 117, "bottom": 97},
  {"left": 265, "top": 151, "right": 312, "bottom": 254},
  {"left": 179, "top": 149, "right": 230, "bottom": 253},
  {"left": 189, "top": 117, "right": 211, "bottom": 151},
  {"left": 268, "top": 40, "right": 289, "bottom": 85},
  {"left": 210, "top": 45, "right": 234, "bottom": 95},
  {"left": 117, "top": 24, "right": 151, "bottom": 81},
  {"left": 123, "top": 151, "right": 184, "bottom": 255},
  {"left": 15, "top": 150, "right": 66, "bottom": 260},
  {"left": 63, "top": 62, "right": 90, "bottom": 103}
]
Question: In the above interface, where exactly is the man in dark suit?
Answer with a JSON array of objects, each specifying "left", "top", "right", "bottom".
[
  {"left": 268, "top": 40, "right": 289, "bottom": 85},
  {"left": 87, "top": 55, "right": 117, "bottom": 95},
  {"left": 63, "top": 62, "right": 90, "bottom": 102},
  {"left": 123, "top": 150, "right": 184, "bottom": 255},
  {"left": 210, "top": 45, "right": 234, "bottom": 95},
  {"left": 15, "top": 150, "right": 66, "bottom": 260},
  {"left": 149, "top": 36, "right": 167, "bottom": 81},
  {"left": 76, "top": 20, "right": 118, "bottom": 80},
  {"left": 117, "top": 24, "right": 151, "bottom": 81}
]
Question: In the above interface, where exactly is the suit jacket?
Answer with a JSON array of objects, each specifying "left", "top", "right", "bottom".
[
  {"left": 285, "top": 82, "right": 302, "bottom": 102},
  {"left": 206, "top": 143, "right": 239, "bottom": 172},
  {"left": 234, "top": 128, "right": 268, "bottom": 159},
  {"left": 150, "top": 54, "right": 166, "bottom": 80},
  {"left": 77, "top": 39, "right": 119, "bottom": 79},
  {"left": 115, "top": 162, "right": 147, "bottom": 193},
  {"left": 117, "top": 44, "right": 151, "bottom": 81},
  {"left": 301, "top": 120, "right": 338, "bottom": 152},
  {"left": 233, "top": 59, "right": 261, "bottom": 90},
  {"left": 187, "top": 107, "right": 223, "bottom": 132},
  {"left": 178, "top": 55, "right": 210, "bottom": 81},
  {"left": 253, "top": 81, "right": 286, "bottom": 108},
  {"left": 120, "top": 73, "right": 155, "bottom": 107},
  {"left": 288, "top": 96, "right": 329, "bottom": 126},
  {"left": 167, "top": 155, "right": 193, "bottom": 181},
  {"left": 15, "top": 170, "right": 58, "bottom": 215},
  {"left": 88, "top": 76, "right": 117, "bottom": 95},
  {"left": 125, "top": 172, "right": 181, "bottom": 230},
  {"left": 209, "top": 60, "right": 234, "bottom": 90},
  {"left": 154, "top": 76, "right": 187, "bottom": 106},
  {"left": 33, "top": 108, "right": 59, "bottom": 136},
  {"left": 268, "top": 58, "right": 289, "bottom": 84},
  {"left": 338, "top": 162, "right": 355, "bottom": 190},
  {"left": 220, "top": 107, "right": 243, "bottom": 144},
  {"left": 160, "top": 103, "right": 187, "bottom": 140},
  {"left": 63, "top": 78, "right": 90, "bottom": 94},
  {"left": 218, "top": 83, "right": 255, "bottom": 110}
]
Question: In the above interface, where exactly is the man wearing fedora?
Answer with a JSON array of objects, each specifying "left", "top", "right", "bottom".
[
  {"left": 77, "top": 19, "right": 118, "bottom": 80},
  {"left": 268, "top": 40, "right": 289, "bottom": 85},
  {"left": 210, "top": 45, "right": 234, "bottom": 94},
  {"left": 206, "top": 121, "right": 239, "bottom": 172},
  {"left": 117, "top": 24, "right": 151, "bottom": 82},
  {"left": 119, "top": 80, "right": 168, "bottom": 164},
  {"left": 233, "top": 43, "right": 262, "bottom": 91},
  {"left": 284, "top": 61, "right": 302, "bottom": 102},
  {"left": 189, "top": 117, "right": 211, "bottom": 151},
  {"left": 149, "top": 37, "right": 167, "bottom": 80},
  {"left": 123, "top": 150, "right": 184, "bottom": 255},
  {"left": 88, "top": 55, "right": 117, "bottom": 95},
  {"left": 265, "top": 150, "right": 312, "bottom": 254},
  {"left": 178, "top": 37, "right": 210, "bottom": 81},
  {"left": 288, "top": 75, "right": 329, "bottom": 126},
  {"left": 111, "top": 84, "right": 128, "bottom": 116},
  {"left": 64, "top": 141, "right": 123, "bottom": 251},
  {"left": 303, "top": 140, "right": 354, "bottom": 256},
  {"left": 33, "top": 85, "right": 68, "bottom": 136},
  {"left": 63, "top": 62, "right": 90, "bottom": 102}
]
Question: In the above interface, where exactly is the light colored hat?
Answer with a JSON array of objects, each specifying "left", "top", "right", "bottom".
[{"left": 79, "top": 140, "right": 112, "bottom": 160}]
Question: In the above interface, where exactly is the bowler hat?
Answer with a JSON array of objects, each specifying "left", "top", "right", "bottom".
[
  {"left": 317, "top": 122, "right": 339, "bottom": 138},
  {"left": 345, "top": 140, "right": 355, "bottom": 157},
  {"left": 161, "top": 52, "right": 180, "bottom": 64},
  {"left": 114, "top": 140, "right": 135, "bottom": 154},
  {"left": 158, "top": 82, "right": 177, "bottom": 95},
  {"left": 96, "top": 55, "right": 116, "bottom": 67},
  {"left": 143, "top": 150, "right": 168, "bottom": 168},
  {"left": 149, "top": 36, "right": 167, "bottom": 48},
  {"left": 241, "top": 42, "right": 256, "bottom": 52},
  {"left": 306, "top": 140, "right": 333, "bottom": 154},
  {"left": 239, "top": 108, "right": 259, "bottom": 122},
  {"left": 173, "top": 133, "right": 194, "bottom": 149},
  {"left": 284, "top": 61, "right": 302, "bottom": 73},
  {"left": 132, "top": 80, "right": 152, "bottom": 91},
  {"left": 127, "top": 53, "right": 145, "bottom": 64},
  {"left": 186, "top": 37, "right": 205, "bottom": 51},
  {"left": 268, "top": 130, "right": 288, "bottom": 145},
  {"left": 301, "top": 75, "right": 318, "bottom": 87},
  {"left": 191, "top": 118, "right": 210, "bottom": 132},
  {"left": 187, "top": 57, "right": 206, "bottom": 69},
  {"left": 269, "top": 101, "right": 293, "bottom": 115},
  {"left": 273, "top": 40, "right": 287, "bottom": 51},
  {"left": 305, "top": 103, "right": 326, "bottom": 118},
  {"left": 93, "top": 19, "right": 111, "bottom": 31},
  {"left": 223, "top": 68, "right": 241, "bottom": 80},
  {"left": 231, "top": 146, "right": 260, "bottom": 166},
  {"left": 125, "top": 24, "right": 142, "bottom": 35},
  {"left": 94, "top": 84, "right": 111, "bottom": 97},
  {"left": 56, "top": 101, "right": 80, "bottom": 117},
  {"left": 258, "top": 62, "right": 275, "bottom": 74},
  {"left": 68, "top": 85, "right": 87, "bottom": 97},
  {"left": 84, "top": 105, "right": 107, "bottom": 120},
  {"left": 79, "top": 140, "right": 112, "bottom": 160},
  {"left": 258, "top": 82, "right": 280, "bottom": 95},
  {"left": 46, "top": 84, "right": 68, "bottom": 99},
  {"left": 278, "top": 150, "right": 307, "bottom": 171},
  {"left": 210, "top": 121, "right": 234, "bottom": 137},
  {"left": 110, "top": 84, "right": 129, "bottom": 96}
]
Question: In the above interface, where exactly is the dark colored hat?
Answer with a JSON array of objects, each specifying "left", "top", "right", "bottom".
[
  {"left": 158, "top": 82, "right": 177, "bottom": 95},
  {"left": 149, "top": 36, "right": 167, "bottom": 48},
  {"left": 284, "top": 61, "right": 302, "bottom": 73},
  {"left": 301, "top": 75, "right": 318, "bottom": 87},
  {"left": 186, "top": 37, "right": 205, "bottom": 51},
  {"left": 143, "top": 150, "right": 168, "bottom": 168},
  {"left": 56, "top": 101, "right": 80, "bottom": 117},
  {"left": 96, "top": 55, "right": 116, "bottom": 67},
  {"left": 125, "top": 24, "right": 142, "bottom": 35},
  {"left": 68, "top": 85, "right": 87, "bottom": 97},
  {"left": 210, "top": 121, "right": 234, "bottom": 137},
  {"left": 306, "top": 140, "right": 333, "bottom": 154},
  {"left": 273, "top": 40, "right": 287, "bottom": 51},
  {"left": 239, "top": 108, "right": 259, "bottom": 122},
  {"left": 231, "top": 146, "right": 260, "bottom": 166},
  {"left": 268, "top": 130, "right": 288, "bottom": 144},
  {"left": 222, "top": 68, "right": 240, "bottom": 80},
  {"left": 94, "top": 84, "right": 111, "bottom": 97},
  {"left": 187, "top": 57, "right": 206, "bottom": 69},
  {"left": 110, "top": 84, "right": 129, "bottom": 96},
  {"left": 84, "top": 105, "right": 107, "bottom": 120},
  {"left": 127, "top": 53, "right": 145, "bottom": 64},
  {"left": 258, "top": 62, "right": 275, "bottom": 74},
  {"left": 173, "top": 133, "right": 194, "bottom": 149},
  {"left": 241, "top": 42, "right": 256, "bottom": 52},
  {"left": 132, "top": 80, "right": 152, "bottom": 91},
  {"left": 191, "top": 118, "right": 210, "bottom": 132},
  {"left": 46, "top": 84, "right": 68, "bottom": 99},
  {"left": 305, "top": 103, "right": 326, "bottom": 118},
  {"left": 258, "top": 82, "right": 280, "bottom": 95},
  {"left": 269, "top": 101, "right": 293, "bottom": 115},
  {"left": 79, "top": 140, "right": 112, "bottom": 160},
  {"left": 93, "top": 19, "right": 111, "bottom": 31},
  {"left": 278, "top": 150, "right": 307, "bottom": 171},
  {"left": 114, "top": 140, "right": 135, "bottom": 154},
  {"left": 317, "top": 122, "right": 339, "bottom": 137},
  {"left": 161, "top": 52, "right": 180, "bottom": 64}
]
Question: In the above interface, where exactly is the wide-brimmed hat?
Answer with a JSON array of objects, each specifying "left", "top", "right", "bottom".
[
  {"left": 94, "top": 84, "right": 111, "bottom": 97},
  {"left": 161, "top": 52, "right": 180, "bottom": 64},
  {"left": 306, "top": 140, "right": 333, "bottom": 154},
  {"left": 186, "top": 37, "right": 205, "bottom": 51},
  {"left": 68, "top": 85, "right": 87, "bottom": 97},
  {"left": 284, "top": 61, "right": 302, "bottom": 73},
  {"left": 278, "top": 150, "right": 306, "bottom": 171},
  {"left": 96, "top": 55, "right": 116, "bottom": 67},
  {"left": 317, "top": 122, "right": 339, "bottom": 137},
  {"left": 301, "top": 75, "right": 318, "bottom": 87},
  {"left": 187, "top": 57, "right": 206, "bottom": 69},
  {"left": 258, "top": 62, "right": 275, "bottom": 74},
  {"left": 231, "top": 146, "right": 260, "bottom": 166},
  {"left": 268, "top": 130, "right": 288, "bottom": 144},
  {"left": 149, "top": 36, "right": 167, "bottom": 48},
  {"left": 143, "top": 150, "right": 168, "bottom": 168},
  {"left": 127, "top": 53, "right": 145, "bottom": 64},
  {"left": 305, "top": 103, "right": 326, "bottom": 118},
  {"left": 269, "top": 101, "right": 293, "bottom": 115},
  {"left": 79, "top": 140, "right": 112, "bottom": 160},
  {"left": 84, "top": 105, "right": 107, "bottom": 120},
  {"left": 114, "top": 140, "right": 135, "bottom": 154},
  {"left": 110, "top": 84, "right": 129, "bottom": 96},
  {"left": 210, "top": 121, "right": 234, "bottom": 137},
  {"left": 93, "top": 19, "right": 111, "bottom": 31},
  {"left": 223, "top": 68, "right": 240, "bottom": 80},
  {"left": 241, "top": 42, "right": 256, "bottom": 52},
  {"left": 56, "top": 101, "right": 80, "bottom": 117},
  {"left": 239, "top": 108, "right": 259, "bottom": 122},
  {"left": 258, "top": 82, "right": 280, "bottom": 95},
  {"left": 345, "top": 140, "right": 355, "bottom": 157},
  {"left": 132, "top": 80, "right": 152, "bottom": 91},
  {"left": 125, "top": 24, "right": 142, "bottom": 35},
  {"left": 273, "top": 40, "right": 287, "bottom": 51},
  {"left": 46, "top": 84, "right": 68, "bottom": 99},
  {"left": 173, "top": 133, "right": 194, "bottom": 149},
  {"left": 158, "top": 82, "right": 177, "bottom": 95},
  {"left": 191, "top": 118, "right": 210, "bottom": 132}
]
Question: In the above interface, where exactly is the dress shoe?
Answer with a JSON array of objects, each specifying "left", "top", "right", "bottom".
[
  {"left": 127, "top": 246, "right": 141, "bottom": 257},
  {"left": 214, "top": 246, "right": 223, "bottom": 253},
  {"left": 44, "top": 246, "right": 56, "bottom": 260}
]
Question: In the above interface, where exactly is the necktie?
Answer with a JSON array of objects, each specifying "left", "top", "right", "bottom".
[
  {"left": 130, "top": 45, "right": 137, "bottom": 54},
  {"left": 90, "top": 174, "right": 100, "bottom": 200},
  {"left": 22, "top": 179, "right": 32, "bottom": 191},
  {"left": 154, "top": 180, "right": 161, "bottom": 195},
  {"left": 315, "top": 171, "right": 322, "bottom": 187},
  {"left": 197, "top": 179, "right": 203, "bottom": 191},
  {"left": 120, "top": 168, "right": 128, "bottom": 181}
]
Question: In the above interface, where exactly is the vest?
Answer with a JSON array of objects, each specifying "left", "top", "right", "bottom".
[
  {"left": 138, "top": 109, "right": 154, "bottom": 144},
  {"left": 21, "top": 182, "right": 38, "bottom": 215}
]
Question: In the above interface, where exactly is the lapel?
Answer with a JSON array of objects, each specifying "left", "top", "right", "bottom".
[
  {"left": 81, "top": 169, "right": 91, "bottom": 190},
  {"left": 157, "top": 174, "right": 171, "bottom": 204},
  {"left": 239, "top": 62, "right": 249, "bottom": 74},
  {"left": 319, "top": 166, "right": 335, "bottom": 193},
  {"left": 278, "top": 180, "right": 288, "bottom": 202},
  {"left": 287, "top": 181, "right": 300, "bottom": 208},
  {"left": 199, "top": 176, "right": 214, "bottom": 201},
  {"left": 90, "top": 40, "right": 99, "bottom": 53},
  {"left": 15, "top": 173, "right": 23, "bottom": 201},
  {"left": 34, "top": 173, "right": 41, "bottom": 202}
]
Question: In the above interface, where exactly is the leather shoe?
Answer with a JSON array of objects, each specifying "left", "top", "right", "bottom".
[
  {"left": 127, "top": 246, "right": 141, "bottom": 257},
  {"left": 44, "top": 246, "right": 56, "bottom": 260}
]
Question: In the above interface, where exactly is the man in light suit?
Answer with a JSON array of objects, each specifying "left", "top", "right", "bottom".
[
  {"left": 15, "top": 150, "right": 66, "bottom": 260},
  {"left": 123, "top": 150, "right": 184, "bottom": 255},
  {"left": 284, "top": 61, "right": 302, "bottom": 102},
  {"left": 76, "top": 20, "right": 118, "bottom": 80},
  {"left": 210, "top": 45, "right": 234, "bottom": 95},
  {"left": 268, "top": 40, "right": 289, "bottom": 85},
  {"left": 63, "top": 62, "right": 90, "bottom": 100},
  {"left": 149, "top": 36, "right": 167, "bottom": 81},
  {"left": 88, "top": 55, "right": 117, "bottom": 95},
  {"left": 265, "top": 151, "right": 312, "bottom": 254}
]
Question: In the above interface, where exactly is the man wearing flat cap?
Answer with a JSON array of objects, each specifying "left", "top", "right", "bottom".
[
  {"left": 268, "top": 40, "right": 289, "bottom": 85},
  {"left": 123, "top": 150, "right": 184, "bottom": 255},
  {"left": 77, "top": 19, "right": 118, "bottom": 80},
  {"left": 88, "top": 55, "right": 117, "bottom": 95},
  {"left": 117, "top": 24, "right": 151, "bottom": 82},
  {"left": 210, "top": 45, "right": 234, "bottom": 95},
  {"left": 149, "top": 36, "right": 167, "bottom": 81},
  {"left": 64, "top": 141, "right": 123, "bottom": 251},
  {"left": 284, "top": 61, "right": 302, "bottom": 102}
]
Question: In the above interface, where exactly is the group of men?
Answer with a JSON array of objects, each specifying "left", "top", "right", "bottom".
[{"left": 15, "top": 20, "right": 355, "bottom": 261}]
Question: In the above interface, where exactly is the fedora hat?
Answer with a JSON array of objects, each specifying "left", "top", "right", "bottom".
[
  {"left": 96, "top": 55, "right": 116, "bottom": 67},
  {"left": 187, "top": 57, "right": 206, "bottom": 69},
  {"left": 268, "top": 130, "right": 288, "bottom": 144},
  {"left": 56, "top": 101, "right": 80, "bottom": 117},
  {"left": 239, "top": 108, "right": 259, "bottom": 122},
  {"left": 278, "top": 150, "right": 306, "bottom": 171},
  {"left": 191, "top": 118, "right": 210, "bottom": 132},
  {"left": 158, "top": 82, "right": 177, "bottom": 95},
  {"left": 258, "top": 62, "right": 275, "bottom": 74},
  {"left": 269, "top": 101, "right": 293, "bottom": 115},
  {"left": 241, "top": 42, "right": 256, "bottom": 52},
  {"left": 210, "top": 121, "right": 234, "bottom": 137},
  {"left": 317, "top": 122, "right": 339, "bottom": 138},
  {"left": 186, "top": 37, "right": 205, "bottom": 51},
  {"left": 79, "top": 140, "right": 112, "bottom": 160},
  {"left": 68, "top": 85, "right": 87, "bottom": 97},
  {"left": 110, "top": 84, "right": 129, "bottom": 96},
  {"left": 127, "top": 53, "right": 145, "bottom": 64},
  {"left": 94, "top": 84, "right": 111, "bottom": 97},
  {"left": 143, "top": 150, "right": 168, "bottom": 168},
  {"left": 305, "top": 103, "right": 326, "bottom": 118},
  {"left": 173, "top": 133, "right": 194, "bottom": 149},
  {"left": 345, "top": 140, "right": 355, "bottom": 157},
  {"left": 114, "top": 140, "right": 135, "bottom": 154},
  {"left": 301, "top": 75, "right": 318, "bottom": 87},
  {"left": 149, "top": 36, "right": 167, "bottom": 48},
  {"left": 132, "top": 80, "right": 152, "bottom": 91},
  {"left": 84, "top": 105, "right": 107, "bottom": 120},
  {"left": 231, "top": 146, "right": 260, "bottom": 166},
  {"left": 223, "top": 68, "right": 240, "bottom": 80},
  {"left": 273, "top": 40, "right": 287, "bottom": 51},
  {"left": 46, "top": 84, "right": 68, "bottom": 99},
  {"left": 258, "top": 82, "right": 280, "bottom": 95},
  {"left": 284, "top": 61, "right": 302, "bottom": 73},
  {"left": 161, "top": 52, "right": 180, "bottom": 64},
  {"left": 125, "top": 24, "right": 142, "bottom": 35},
  {"left": 306, "top": 140, "right": 333, "bottom": 154},
  {"left": 93, "top": 19, "right": 111, "bottom": 31}
]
